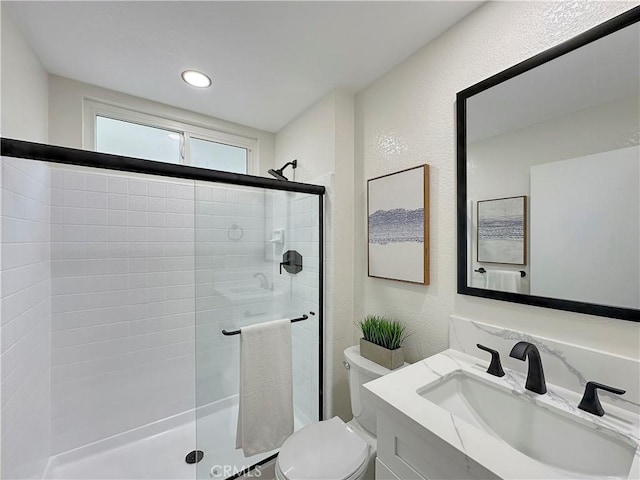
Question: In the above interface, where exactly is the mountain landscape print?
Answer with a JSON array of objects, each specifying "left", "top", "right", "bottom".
[
  {"left": 369, "top": 208, "right": 424, "bottom": 245},
  {"left": 477, "top": 196, "right": 526, "bottom": 264},
  {"left": 367, "top": 165, "right": 429, "bottom": 284}
]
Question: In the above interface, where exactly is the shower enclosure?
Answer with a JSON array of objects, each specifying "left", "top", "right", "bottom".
[{"left": 0, "top": 139, "right": 324, "bottom": 480}]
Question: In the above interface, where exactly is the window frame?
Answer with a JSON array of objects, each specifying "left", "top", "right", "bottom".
[{"left": 83, "top": 98, "right": 257, "bottom": 174}]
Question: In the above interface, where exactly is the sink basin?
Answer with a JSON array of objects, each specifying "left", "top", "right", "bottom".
[
  {"left": 225, "top": 285, "right": 266, "bottom": 294},
  {"left": 418, "top": 371, "right": 636, "bottom": 479},
  {"left": 219, "top": 285, "right": 279, "bottom": 298}
]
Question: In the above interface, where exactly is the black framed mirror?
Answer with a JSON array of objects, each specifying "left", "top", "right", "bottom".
[{"left": 457, "top": 6, "right": 640, "bottom": 322}]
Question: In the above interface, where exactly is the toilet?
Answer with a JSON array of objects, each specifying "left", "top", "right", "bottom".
[{"left": 275, "top": 345, "right": 399, "bottom": 480}]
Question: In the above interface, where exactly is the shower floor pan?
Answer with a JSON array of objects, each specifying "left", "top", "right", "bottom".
[{"left": 44, "top": 396, "right": 310, "bottom": 480}]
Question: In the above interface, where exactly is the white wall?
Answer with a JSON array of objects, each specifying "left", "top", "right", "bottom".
[
  {"left": 47, "top": 75, "right": 276, "bottom": 176},
  {"left": 0, "top": 8, "right": 49, "bottom": 142},
  {"left": 1, "top": 158, "right": 52, "bottom": 479},
  {"left": 275, "top": 89, "right": 355, "bottom": 420},
  {"left": 354, "top": 1, "right": 640, "bottom": 367}
]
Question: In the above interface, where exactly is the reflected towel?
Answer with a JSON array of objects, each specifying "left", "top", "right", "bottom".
[
  {"left": 236, "top": 319, "right": 293, "bottom": 457},
  {"left": 486, "top": 270, "right": 522, "bottom": 293}
]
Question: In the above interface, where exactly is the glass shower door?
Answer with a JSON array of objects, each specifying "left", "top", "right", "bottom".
[{"left": 194, "top": 183, "right": 322, "bottom": 479}]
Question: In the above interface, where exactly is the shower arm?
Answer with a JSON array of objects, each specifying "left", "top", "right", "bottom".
[{"left": 280, "top": 160, "right": 297, "bottom": 172}]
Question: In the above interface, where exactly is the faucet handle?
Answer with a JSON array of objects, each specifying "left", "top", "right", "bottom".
[
  {"left": 476, "top": 344, "right": 505, "bottom": 377},
  {"left": 578, "top": 381, "right": 625, "bottom": 417}
]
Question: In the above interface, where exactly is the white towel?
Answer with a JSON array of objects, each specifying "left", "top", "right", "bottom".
[
  {"left": 486, "top": 270, "right": 522, "bottom": 293},
  {"left": 236, "top": 318, "right": 294, "bottom": 457}
]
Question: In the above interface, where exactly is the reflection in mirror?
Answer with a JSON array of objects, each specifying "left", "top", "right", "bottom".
[{"left": 458, "top": 8, "right": 640, "bottom": 319}]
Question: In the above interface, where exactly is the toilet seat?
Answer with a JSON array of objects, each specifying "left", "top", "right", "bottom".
[{"left": 276, "top": 417, "right": 369, "bottom": 480}]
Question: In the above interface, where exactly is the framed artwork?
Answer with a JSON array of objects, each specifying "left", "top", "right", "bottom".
[
  {"left": 367, "top": 165, "right": 429, "bottom": 284},
  {"left": 477, "top": 196, "right": 527, "bottom": 265}
]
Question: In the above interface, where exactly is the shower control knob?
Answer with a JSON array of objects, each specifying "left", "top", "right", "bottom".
[{"left": 343, "top": 360, "right": 350, "bottom": 370}]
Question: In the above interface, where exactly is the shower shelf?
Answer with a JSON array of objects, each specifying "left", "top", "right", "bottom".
[{"left": 269, "top": 228, "right": 285, "bottom": 244}]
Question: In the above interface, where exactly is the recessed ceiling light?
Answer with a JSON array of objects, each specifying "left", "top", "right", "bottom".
[{"left": 181, "top": 70, "right": 211, "bottom": 88}]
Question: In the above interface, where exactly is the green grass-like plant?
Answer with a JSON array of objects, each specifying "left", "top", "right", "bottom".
[{"left": 356, "top": 315, "right": 409, "bottom": 350}]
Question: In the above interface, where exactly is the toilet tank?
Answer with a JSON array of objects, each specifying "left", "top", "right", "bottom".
[{"left": 344, "top": 345, "right": 393, "bottom": 435}]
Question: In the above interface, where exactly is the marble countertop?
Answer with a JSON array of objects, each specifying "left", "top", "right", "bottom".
[{"left": 364, "top": 349, "right": 640, "bottom": 479}]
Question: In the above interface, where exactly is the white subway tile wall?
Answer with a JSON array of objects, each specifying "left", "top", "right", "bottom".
[
  {"left": 49, "top": 166, "right": 196, "bottom": 454},
  {"left": 271, "top": 191, "right": 321, "bottom": 424},
  {"left": 1, "top": 158, "right": 322, "bottom": 466},
  {"left": 1, "top": 158, "right": 52, "bottom": 479},
  {"left": 195, "top": 182, "right": 274, "bottom": 407}
]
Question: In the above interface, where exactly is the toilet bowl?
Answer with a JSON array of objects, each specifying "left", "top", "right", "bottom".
[
  {"left": 275, "top": 417, "right": 372, "bottom": 480},
  {"left": 275, "top": 346, "right": 400, "bottom": 480}
]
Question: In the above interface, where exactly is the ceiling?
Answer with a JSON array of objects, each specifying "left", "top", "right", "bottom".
[{"left": 5, "top": 1, "right": 483, "bottom": 133}]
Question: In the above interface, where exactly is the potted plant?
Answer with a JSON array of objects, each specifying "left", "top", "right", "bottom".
[{"left": 356, "top": 315, "right": 409, "bottom": 370}]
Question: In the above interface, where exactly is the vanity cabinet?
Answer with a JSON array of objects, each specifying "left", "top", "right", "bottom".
[
  {"left": 365, "top": 323, "right": 640, "bottom": 480},
  {"left": 375, "top": 458, "right": 401, "bottom": 480},
  {"left": 375, "top": 407, "right": 496, "bottom": 480}
]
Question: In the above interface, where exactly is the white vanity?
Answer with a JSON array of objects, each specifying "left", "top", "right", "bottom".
[{"left": 364, "top": 317, "right": 640, "bottom": 480}]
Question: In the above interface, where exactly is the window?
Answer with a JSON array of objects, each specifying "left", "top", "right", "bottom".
[
  {"left": 96, "top": 116, "right": 181, "bottom": 163},
  {"left": 84, "top": 100, "right": 255, "bottom": 174},
  {"left": 190, "top": 137, "right": 247, "bottom": 174}
]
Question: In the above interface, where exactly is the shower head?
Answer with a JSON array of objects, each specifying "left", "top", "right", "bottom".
[
  {"left": 268, "top": 159, "right": 297, "bottom": 181},
  {"left": 268, "top": 168, "right": 288, "bottom": 181}
]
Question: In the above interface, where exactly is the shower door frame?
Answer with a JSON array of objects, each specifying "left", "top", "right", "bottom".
[{"left": 1, "top": 137, "right": 325, "bottom": 479}]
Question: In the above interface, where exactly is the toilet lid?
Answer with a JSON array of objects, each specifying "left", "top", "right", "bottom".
[{"left": 277, "top": 417, "right": 369, "bottom": 480}]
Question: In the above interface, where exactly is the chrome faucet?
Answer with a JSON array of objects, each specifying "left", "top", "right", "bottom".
[
  {"left": 253, "top": 272, "right": 269, "bottom": 290},
  {"left": 509, "top": 341, "right": 547, "bottom": 394}
]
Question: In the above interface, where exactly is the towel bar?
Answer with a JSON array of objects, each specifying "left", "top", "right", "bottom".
[
  {"left": 222, "top": 314, "right": 310, "bottom": 336},
  {"left": 475, "top": 267, "right": 526, "bottom": 278}
]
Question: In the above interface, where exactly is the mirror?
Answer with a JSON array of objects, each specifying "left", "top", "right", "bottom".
[{"left": 457, "top": 7, "right": 640, "bottom": 321}]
